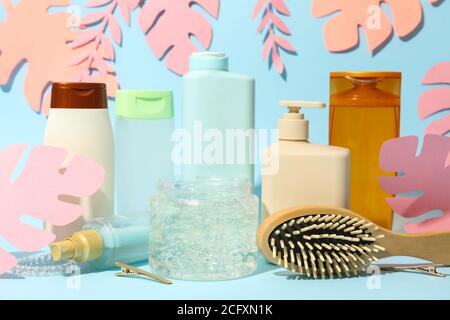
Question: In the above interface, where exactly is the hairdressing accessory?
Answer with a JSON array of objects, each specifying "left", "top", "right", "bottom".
[
  {"left": 257, "top": 206, "right": 450, "bottom": 278},
  {"left": 115, "top": 262, "right": 172, "bottom": 285},
  {"left": 375, "top": 263, "right": 448, "bottom": 278},
  {"left": 9, "top": 253, "right": 77, "bottom": 277}
]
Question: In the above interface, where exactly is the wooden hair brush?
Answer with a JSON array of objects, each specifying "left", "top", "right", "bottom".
[{"left": 257, "top": 206, "right": 450, "bottom": 279}]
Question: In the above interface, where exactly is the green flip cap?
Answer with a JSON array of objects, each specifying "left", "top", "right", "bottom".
[{"left": 116, "top": 90, "right": 174, "bottom": 119}]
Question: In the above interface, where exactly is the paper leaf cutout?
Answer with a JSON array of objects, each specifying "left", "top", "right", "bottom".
[
  {"left": 379, "top": 135, "right": 450, "bottom": 233},
  {"left": 71, "top": 0, "right": 140, "bottom": 96},
  {"left": 0, "top": 145, "right": 105, "bottom": 275},
  {"left": 0, "top": 0, "right": 88, "bottom": 115},
  {"left": 253, "top": 0, "right": 296, "bottom": 75},
  {"left": 311, "top": 0, "right": 440, "bottom": 52},
  {"left": 418, "top": 61, "right": 450, "bottom": 136},
  {"left": 139, "top": 0, "right": 220, "bottom": 75},
  {"left": 0, "top": 0, "right": 123, "bottom": 114}
]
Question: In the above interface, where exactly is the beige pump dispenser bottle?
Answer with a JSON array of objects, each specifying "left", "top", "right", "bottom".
[{"left": 262, "top": 100, "right": 350, "bottom": 218}]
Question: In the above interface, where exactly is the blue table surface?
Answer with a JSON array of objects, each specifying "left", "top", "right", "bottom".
[{"left": 1, "top": 254, "right": 449, "bottom": 300}]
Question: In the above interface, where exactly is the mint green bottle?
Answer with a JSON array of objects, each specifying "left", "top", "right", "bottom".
[{"left": 180, "top": 52, "right": 255, "bottom": 182}]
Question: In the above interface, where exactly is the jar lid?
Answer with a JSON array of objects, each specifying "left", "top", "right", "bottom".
[
  {"left": 158, "top": 176, "right": 252, "bottom": 198},
  {"left": 330, "top": 72, "right": 401, "bottom": 79},
  {"left": 50, "top": 82, "right": 107, "bottom": 109}
]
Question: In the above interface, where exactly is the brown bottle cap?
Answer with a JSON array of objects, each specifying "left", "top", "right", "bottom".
[{"left": 50, "top": 82, "right": 107, "bottom": 109}]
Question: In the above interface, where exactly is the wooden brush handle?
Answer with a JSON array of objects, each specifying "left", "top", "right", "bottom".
[{"left": 381, "top": 231, "right": 450, "bottom": 264}]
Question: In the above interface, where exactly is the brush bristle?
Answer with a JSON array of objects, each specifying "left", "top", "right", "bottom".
[{"left": 268, "top": 213, "right": 385, "bottom": 279}]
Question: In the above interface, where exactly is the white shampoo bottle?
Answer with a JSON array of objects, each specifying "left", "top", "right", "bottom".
[{"left": 44, "top": 83, "right": 114, "bottom": 241}]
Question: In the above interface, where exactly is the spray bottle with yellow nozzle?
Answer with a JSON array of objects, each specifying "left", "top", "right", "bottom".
[{"left": 50, "top": 216, "right": 148, "bottom": 269}]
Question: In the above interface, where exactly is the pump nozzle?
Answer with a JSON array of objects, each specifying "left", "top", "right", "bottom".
[
  {"left": 278, "top": 100, "right": 326, "bottom": 141},
  {"left": 280, "top": 100, "right": 325, "bottom": 112},
  {"left": 50, "top": 230, "right": 103, "bottom": 263}
]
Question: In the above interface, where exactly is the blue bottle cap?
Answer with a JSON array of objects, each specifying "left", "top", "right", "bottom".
[{"left": 189, "top": 52, "right": 229, "bottom": 71}]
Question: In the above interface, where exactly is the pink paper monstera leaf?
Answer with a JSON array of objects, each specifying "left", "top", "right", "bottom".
[
  {"left": 252, "top": 0, "right": 296, "bottom": 76},
  {"left": 311, "top": 0, "right": 440, "bottom": 52},
  {"left": 0, "top": 145, "right": 105, "bottom": 275},
  {"left": 379, "top": 135, "right": 450, "bottom": 233},
  {"left": 0, "top": 0, "right": 117, "bottom": 114},
  {"left": 418, "top": 61, "right": 450, "bottom": 136},
  {"left": 139, "top": 0, "right": 220, "bottom": 75},
  {"left": 0, "top": 0, "right": 89, "bottom": 115}
]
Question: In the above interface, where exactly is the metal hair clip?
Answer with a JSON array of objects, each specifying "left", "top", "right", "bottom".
[
  {"left": 115, "top": 262, "right": 172, "bottom": 285},
  {"left": 375, "top": 263, "right": 448, "bottom": 278}
]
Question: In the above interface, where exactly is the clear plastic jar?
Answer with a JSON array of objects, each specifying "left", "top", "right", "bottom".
[{"left": 149, "top": 177, "right": 259, "bottom": 281}]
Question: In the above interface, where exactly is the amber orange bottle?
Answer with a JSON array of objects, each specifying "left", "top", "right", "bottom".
[{"left": 329, "top": 72, "right": 401, "bottom": 229}]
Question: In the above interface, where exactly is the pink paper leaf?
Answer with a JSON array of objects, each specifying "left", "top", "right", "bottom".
[
  {"left": 128, "top": 0, "right": 141, "bottom": 11},
  {"left": 100, "top": 34, "right": 115, "bottom": 60},
  {"left": 273, "top": 35, "right": 296, "bottom": 52},
  {"left": 71, "top": 30, "right": 98, "bottom": 48},
  {"left": 257, "top": 11, "right": 290, "bottom": 34},
  {"left": 253, "top": 0, "right": 296, "bottom": 76},
  {"left": 139, "top": 0, "right": 220, "bottom": 75},
  {"left": 72, "top": 41, "right": 119, "bottom": 98},
  {"left": 0, "top": 145, "right": 105, "bottom": 275},
  {"left": 108, "top": 14, "right": 122, "bottom": 45},
  {"left": 379, "top": 135, "right": 450, "bottom": 233},
  {"left": 0, "top": 0, "right": 100, "bottom": 115},
  {"left": 73, "top": 0, "right": 139, "bottom": 94},
  {"left": 253, "top": 0, "right": 268, "bottom": 18},
  {"left": 271, "top": 0, "right": 290, "bottom": 15},
  {"left": 118, "top": 0, "right": 131, "bottom": 25},
  {"left": 271, "top": 47, "right": 284, "bottom": 74},
  {"left": 419, "top": 61, "right": 450, "bottom": 136},
  {"left": 262, "top": 34, "right": 273, "bottom": 60},
  {"left": 422, "top": 61, "right": 450, "bottom": 84},
  {"left": 93, "top": 55, "right": 109, "bottom": 76},
  {"left": 270, "top": 12, "right": 291, "bottom": 34},
  {"left": 81, "top": 10, "right": 106, "bottom": 26},
  {"left": 257, "top": 10, "right": 271, "bottom": 33},
  {"left": 86, "top": 0, "right": 113, "bottom": 7},
  {"left": 311, "top": 0, "right": 437, "bottom": 52},
  {"left": 69, "top": 51, "right": 91, "bottom": 66}
]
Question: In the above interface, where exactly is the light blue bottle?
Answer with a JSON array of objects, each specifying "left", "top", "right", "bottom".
[
  {"left": 180, "top": 52, "right": 255, "bottom": 182},
  {"left": 83, "top": 216, "right": 149, "bottom": 269},
  {"left": 50, "top": 216, "right": 149, "bottom": 270},
  {"left": 115, "top": 90, "right": 174, "bottom": 217}
]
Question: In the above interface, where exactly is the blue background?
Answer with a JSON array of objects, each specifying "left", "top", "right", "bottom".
[
  {"left": 2, "top": 1, "right": 449, "bottom": 148},
  {"left": 1, "top": 0, "right": 450, "bottom": 299}
]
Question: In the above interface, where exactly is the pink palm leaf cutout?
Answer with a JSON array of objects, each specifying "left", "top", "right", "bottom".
[
  {"left": 0, "top": 145, "right": 105, "bottom": 275},
  {"left": 252, "top": 0, "right": 296, "bottom": 75},
  {"left": 418, "top": 61, "right": 450, "bottom": 136},
  {"left": 379, "top": 135, "right": 450, "bottom": 233},
  {"left": 0, "top": 0, "right": 98, "bottom": 115},
  {"left": 139, "top": 0, "right": 220, "bottom": 75},
  {"left": 312, "top": 0, "right": 441, "bottom": 53},
  {"left": 71, "top": 0, "right": 141, "bottom": 95}
]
